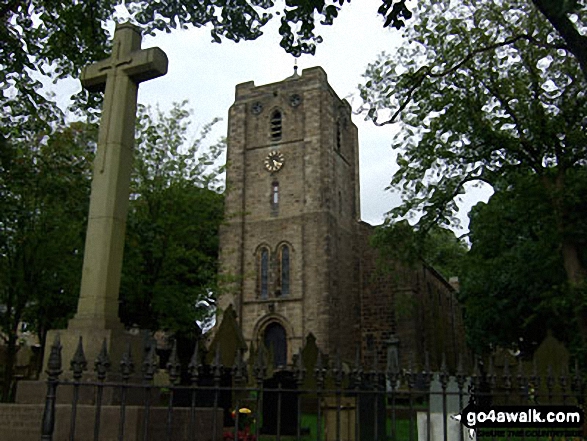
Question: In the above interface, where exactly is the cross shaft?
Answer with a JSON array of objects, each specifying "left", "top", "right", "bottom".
[{"left": 71, "top": 23, "right": 168, "bottom": 329}]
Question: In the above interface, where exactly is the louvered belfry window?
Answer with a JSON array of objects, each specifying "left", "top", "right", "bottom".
[{"left": 270, "top": 110, "right": 282, "bottom": 141}]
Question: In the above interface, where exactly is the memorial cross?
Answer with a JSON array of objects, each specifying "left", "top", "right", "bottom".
[{"left": 71, "top": 23, "right": 168, "bottom": 329}]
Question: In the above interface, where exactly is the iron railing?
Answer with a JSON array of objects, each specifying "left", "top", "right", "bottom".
[{"left": 38, "top": 334, "right": 586, "bottom": 441}]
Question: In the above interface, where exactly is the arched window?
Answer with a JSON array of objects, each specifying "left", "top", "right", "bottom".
[
  {"left": 270, "top": 110, "right": 282, "bottom": 141},
  {"left": 259, "top": 247, "right": 269, "bottom": 299},
  {"left": 279, "top": 245, "right": 290, "bottom": 296},
  {"left": 264, "top": 322, "right": 287, "bottom": 367},
  {"left": 272, "top": 181, "right": 279, "bottom": 206}
]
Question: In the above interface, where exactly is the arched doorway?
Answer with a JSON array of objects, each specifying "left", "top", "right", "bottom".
[{"left": 263, "top": 322, "right": 287, "bottom": 367}]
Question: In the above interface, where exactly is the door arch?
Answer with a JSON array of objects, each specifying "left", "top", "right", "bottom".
[{"left": 263, "top": 322, "right": 287, "bottom": 367}]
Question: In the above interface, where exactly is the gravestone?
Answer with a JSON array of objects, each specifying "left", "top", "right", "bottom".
[
  {"left": 417, "top": 412, "right": 474, "bottom": 441},
  {"left": 417, "top": 374, "right": 472, "bottom": 441},
  {"left": 528, "top": 330, "right": 570, "bottom": 404},
  {"left": 531, "top": 330, "right": 569, "bottom": 377},
  {"left": 429, "top": 374, "right": 465, "bottom": 415},
  {"left": 206, "top": 304, "right": 247, "bottom": 367},
  {"left": 323, "top": 396, "right": 356, "bottom": 441}
]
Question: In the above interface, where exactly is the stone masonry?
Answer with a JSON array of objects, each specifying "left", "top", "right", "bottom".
[{"left": 218, "top": 66, "right": 466, "bottom": 369}]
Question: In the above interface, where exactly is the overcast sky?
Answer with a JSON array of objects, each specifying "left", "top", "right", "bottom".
[{"left": 51, "top": 0, "right": 491, "bottom": 230}]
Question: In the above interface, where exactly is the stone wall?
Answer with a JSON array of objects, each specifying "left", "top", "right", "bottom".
[{"left": 357, "top": 222, "right": 468, "bottom": 372}]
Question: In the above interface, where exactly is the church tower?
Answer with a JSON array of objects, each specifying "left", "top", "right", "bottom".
[{"left": 218, "top": 67, "right": 362, "bottom": 364}]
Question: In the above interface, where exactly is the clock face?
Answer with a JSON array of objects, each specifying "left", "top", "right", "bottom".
[
  {"left": 251, "top": 101, "right": 263, "bottom": 115},
  {"left": 289, "top": 94, "right": 302, "bottom": 107},
  {"left": 264, "top": 151, "right": 285, "bottom": 172}
]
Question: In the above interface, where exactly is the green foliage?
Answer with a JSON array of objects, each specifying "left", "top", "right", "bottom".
[
  {"left": 459, "top": 172, "right": 587, "bottom": 356},
  {"left": 1, "top": 0, "right": 356, "bottom": 132},
  {"left": 361, "top": 0, "right": 586, "bottom": 229},
  {"left": 0, "top": 123, "right": 95, "bottom": 341},
  {"left": 0, "top": 101, "right": 224, "bottom": 396},
  {"left": 360, "top": 0, "right": 587, "bottom": 353},
  {"left": 371, "top": 221, "right": 468, "bottom": 280},
  {"left": 119, "top": 102, "right": 225, "bottom": 334},
  {"left": 369, "top": 0, "right": 587, "bottom": 81},
  {"left": 0, "top": 122, "right": 95, "bottom": 398}
]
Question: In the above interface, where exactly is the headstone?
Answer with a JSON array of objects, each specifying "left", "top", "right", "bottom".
[
  {"left": 323, "top": 396, "right": 356, "bottom": 441},
  {"left": 528, "top": 330, "right": 570, "bottom": 404},
  {"left": 429, "top": 373, "right": 466, "bottom": 415},
  {"left": 417, "top": 412, "right": 475, "bottom": 441},
  {"left": 41, "top": 22, "right": 168, "bottom": 380},
  {"left": 531, "top": 330, "right": 569, "bottom": 377},
  {"left": 14, "top": 345, "right": 34, "bottom": 379},
  {"left": 206, "top": 304, "right": 247, "bottom": 367},
  {"left": 418, "top": 374, "right": 472, "bottom": 441}
]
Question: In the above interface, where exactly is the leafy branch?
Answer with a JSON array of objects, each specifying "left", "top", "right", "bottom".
[{"left": 365, "top": 33, "right": 568, "bottom": 126}]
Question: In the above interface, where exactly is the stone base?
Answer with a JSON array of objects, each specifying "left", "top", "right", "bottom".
[
  {"left": 43, "top": 324, "right": 145, "bottom": 382},
  {"left": 0, "top": 403, "right": 223, "bottom": 441},
  {"left": 15, "top": 380, "right": 161, "bottom": 406}
]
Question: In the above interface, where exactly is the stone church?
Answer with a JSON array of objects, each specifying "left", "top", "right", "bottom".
[{"left": 217, "top": 66, "right": 467, "bottom": 371}]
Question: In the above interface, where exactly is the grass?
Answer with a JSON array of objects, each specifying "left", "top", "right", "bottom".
[{"left": 252, "top": 415, "right": 583, "bottom": 441}]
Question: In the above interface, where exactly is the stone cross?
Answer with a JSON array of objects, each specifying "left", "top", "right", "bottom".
[{"left": 71, "top": 23, "right": 168, "bottom": 329}]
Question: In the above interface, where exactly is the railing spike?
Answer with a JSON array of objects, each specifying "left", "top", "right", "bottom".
[
  {"left": 119, "top": 340, "right": 134, "bottom": 381},
  {"left": 572, "top": 359, "right": 582, "bottom": 394},
  {"left": 142, "top": 340, "right": 158, "bottom": 383},
  {"left": 531, "top": 357, "right": 540, "bottom": 389},
  {"left": 457, "top": 353, "right": 464, "bottom": 375},
  {"left": 439, "top": 353, "right": 449, "bottom": 389},
  {"left": 456, "top": 353, "right": 466, "bottom": 389},
  {"left": 70, "top": 336, "right": 87, "bottom": 381},
  {"left": 502, "top": 357, "right": 512, "bottom": 390},
  {"left": 294, "top": 347, "right": 305, "bottom": 385},
  {"left": 167, "top": 340, "right": 181, "bottom": 385},
  {"left": 488, "top": 355, "right": 496, "bottom": 390},
  {"left": 405, "top": 357, "right": 415, "bottom": 390},
  {"left": 546, "top": 364, "right": 555, "bottom": 398},
  {"left": 559, "top": 365, "right": 568, "bottom": 394},
  {"left": 370, "top": 351, "right": 381, "bottom": 392},
  {"left": 516, "top": 360, "right": 527, "bottom": 401},
  {"left": 94, "top": 338, "right": 111, "bottom": 381},
  {"left": 334, "top": 349, "right": 343, "bottom": 386},
  {"left": 353, "top": 345, "right": 363, "bottom": 388},
  {"left": 315, "top": 350, "right": 326, "bottom": 388},
  {"left": 232, "top": 348, "right": 247, "bottom": 384},
  {"left": 188, "top": 340, "right": 201, "bottom": 385},
  {"left": 212, "top": 344, "right": 223, "bottom": 382},
  {"left": 46, "top": 333, "right": 63, "bottom": 379},
  {"left": 254, "top": 343, "right": 266, "bottom": 382}
]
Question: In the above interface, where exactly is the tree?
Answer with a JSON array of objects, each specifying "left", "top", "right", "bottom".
[
  {"left": 378, "top": 0, "right": 587, "bottom": 82},
  {"left": 459, "top": 173, "right": 586, "bottom": 357},
  {"left": 119, "top": 102, "right": 225, "bottom": 336},
  {"left": 359, "top": 0, "right": 587, "bottom": 346},
  {"left": 0, "top": 123, "right": 95, "bottom": 400},
  {"left": 371, "top": 221, "right": 468, "bottom": 281},
  {"left": 0, "top": 102, "right": 224, "bottom": 399},
  {"left": 1, "top": 0, "right": 360, "bottom": 130}
]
